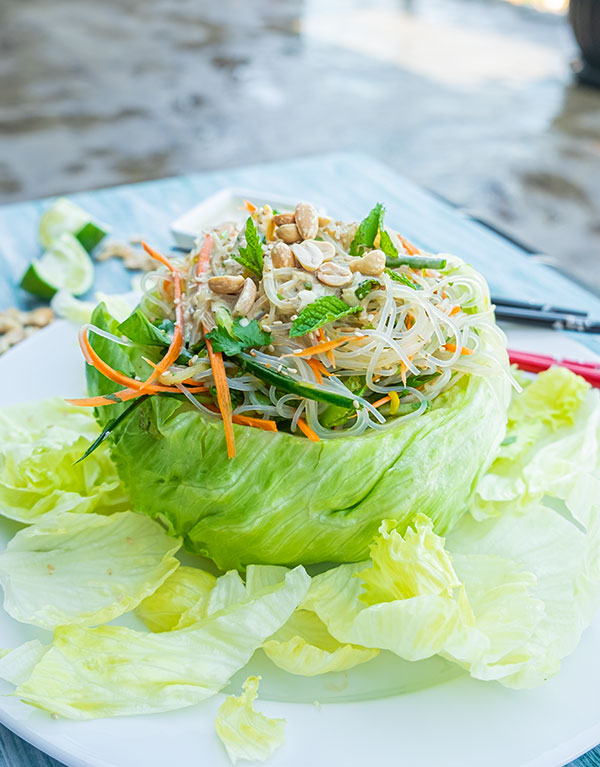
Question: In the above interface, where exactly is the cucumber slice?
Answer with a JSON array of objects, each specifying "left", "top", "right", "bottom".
[
  {"left": 39, "top": 198, "right": 108, "bottom": 252},
  {"left": 20, "top": 233, "right": 94, "bottom": 298}
]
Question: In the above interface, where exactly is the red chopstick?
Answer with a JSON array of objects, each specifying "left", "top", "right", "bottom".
[{"left": 508, "top": 349, "right": 600, "bottom": 388}]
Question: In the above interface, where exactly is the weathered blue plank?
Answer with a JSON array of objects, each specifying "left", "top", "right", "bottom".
[{"left": 0, "top": 152, "right": 599, "bottom": 767}]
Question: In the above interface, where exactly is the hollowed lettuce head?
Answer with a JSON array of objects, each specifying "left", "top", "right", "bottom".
[{"left": 86, "top": 273, "right": 510, "bottom": 570}]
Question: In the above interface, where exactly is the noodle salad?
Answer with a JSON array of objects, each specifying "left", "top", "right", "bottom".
[{"left": 71, "top": 201, "right": 513, "bottom": 458}]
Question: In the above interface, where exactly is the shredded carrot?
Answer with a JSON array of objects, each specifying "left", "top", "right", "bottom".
[
  {"left": 233, "top": 414, "right": 278, "bottom": 432},
  {"left": 139, "top": 243, "right": 184, "bottom": 393},
  {"left": 283, "top": 336, "right": 352, "bottom": 359},
  {"left": 297, "top": 418, "right": 320, "bottom": 442},
  {"left": 67, "top": 382, "right": 208, "bottom": 408},
  {"left": 206, "top": 335, "right": 236, "bottom": 459},
  {"left": 80, "top": 327, "right": 146, "bottom": 391},
  {"left": 449, "top": 306, "right": 461, "bottom": 316},
  {"left": 405, "top": 312, "right": 414, "bottom": 330},
  {"left": 444, "top": 342, "right": 473, "bottom": 356},
  {"left": 307, "top": 358, "right": 323, "bottom": 384},
  {"left": 372, "top": 395, "right": 391, "bottom": 409},
  {"left": 196, "top": 234, "right": 213, "bottom": 277},
  {"left": 316, "top": 328, "right": 335, "bottom": 366},
  {"left": 398, "top": 234, "right": 419, "bottom": 255},
  {"left": 244, "top": 200, "right": 257, "bottom": 213},
  {"left": 400, "top": 360, "right": 408, "bottom": 386},
  {"left": 140, "top": 356, "right": 209, "bottom": 389}
]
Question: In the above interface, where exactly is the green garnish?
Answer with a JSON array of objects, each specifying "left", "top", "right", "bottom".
[
  {"left": 76, "top": 396, "right": 148, "bottom": 464},
  {"left": 501, "top": 435, "right": 517, "bottom": 447},
  {"left": 349, "top": 203, "right": 385, "bottom": 258},
  {"left": 384, "top": 269, "right": 420, "bottom": 289},
  {"left": 289, "top": 296, "right": 361, "bottom": 338},
  {"left": 355, "top": 279, "right": 382, "bottom": 300},
  {"left": 401, "top": 371, "right": 441, "bottom": 389},
  {"left": 206, "top": 318, "right": 272, "bottom": 356},
  {"left": 233, "top": 217, "right": 264, "bottom": 278},
  {"left": 379, "top": 229, "right": 398, "bottom": 259},
  {"left": 385, "top": 253, "right": 447, "bottom": 270},
  {"left": 238, "top": 353, "right": 358, "bottom": 409}
]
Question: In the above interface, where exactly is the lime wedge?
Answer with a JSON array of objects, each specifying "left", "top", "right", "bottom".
[
  {"left": 39, "top": 198, "right": 108, "bottom": 252},
  {"left": 20, "top": 233, "right": 94, "bottom": 298}
]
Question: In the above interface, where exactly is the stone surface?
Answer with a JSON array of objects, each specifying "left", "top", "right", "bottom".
[{"left": 0, "top": 0, "right": 599, "bottom": 293}]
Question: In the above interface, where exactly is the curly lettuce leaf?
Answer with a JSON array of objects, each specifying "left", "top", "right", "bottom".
[
  {"left": 0, "top": 511, "right": 181, "bottom": 629},
  {"left": 0, "top": 640, "right": 48, "bottom": 685},
  {"left": 263, "top": 608, "right": 378, "bottom": 676},
  {"left": 136, "top": 566, "right": 217, "bottom": 632},
  {"left": 0, "top": 398, "right": 129, "bottom": 523},
  {"left": 215, "top": 676, "right": 285, "bottom": 765},
  {"left": 16, "top": 565, "right": 310, "bottom": 719},
  {"left": 472, "top": 367, "right": 600, "bottom": 523}
]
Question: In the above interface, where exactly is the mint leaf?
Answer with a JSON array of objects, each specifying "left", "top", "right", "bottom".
[
  {"left": 233, "top": 217, "right": 264, "bottom": 277},
  {"left": 384, "top": 268, "right": 420, "bottom": 289},
  {"left": 349, "top": 203, "right": 385, "bottom": 257},
  {"left": 379, "top": 229, "right": 398, "bottom": 259},
  {"left": 355, "top": 278, "right": 382, "bottom": 300},
  {"left": 289, "top": 296, "right": 361, "bottom": 337},
  {"left": 206, "top": 318, "right": 271, "bottom": 356}
]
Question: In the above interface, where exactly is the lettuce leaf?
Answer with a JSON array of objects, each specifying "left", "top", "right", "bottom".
[
  {"left": 215, "top": 676, "right": 285, "bottom": 765},
  {"left": 0, "top": 511, "right": 181, "bottom": 629},
  {"left": 87, "top": 259, "right": 510, "bottom": 569},
  {"left": 0, "top": 640, "right": 48, "bottom": 685},
  {"left": 0, "top": 398, "right": 129, "bottom": 523},
  {"left": 262, "top": 608, "right": 378, "bottom": 676},
  {"left": 136, "top": 566, "right": 216, "bottom": 632},
  {"left": 472, "top": 367, "right": 600, "bottom": 523},
  {"left": 16, "top": 565, "right": 310, "bottom": 719}
]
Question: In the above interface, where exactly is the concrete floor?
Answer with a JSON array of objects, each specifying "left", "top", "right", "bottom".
[{"left": 1, "top": 0, "right": 599, "bottom": 292}]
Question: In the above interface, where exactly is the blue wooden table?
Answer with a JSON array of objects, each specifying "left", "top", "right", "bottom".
[{"left": 0, "top": 152, "right": 598, "bottom": 767}]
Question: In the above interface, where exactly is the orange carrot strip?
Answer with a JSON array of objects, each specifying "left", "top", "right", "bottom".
[
  {"left": 307, "top": 358, "right": 323, "bottom": 384},
  {"left": 140, "top": 356, "right": 209, "bottom": 389},
  {"left": 67, "top": 389, "right": 144, "bottom": 407},
  {"left": 206, "top": 335, "right": 236, "bottom": 459},
  {"left": 400, "top": 360, "right": 408, "bottom": 387},
  {"left": 372, "top": 395, "right": 391, "bottom": 409},
  {"left": 139, "top": 243, "right": 184, "bottom": 393},
  {"left": 80, "top": 327, "right": 147, "bottom": 391},
  {"left": 317, "top": 328, "right": 335, "bottom": 366},
  {"left": 444, "top": 342, "right": 473, "bottom": 356},
  {"left": 244, "top": 200, "right": 257, "bottom": 213},
  {"left": 233, "top": 415, "right": 278, "bottom": 432},
  {"left": 297, "top": 418, "right": 320, "bottom": 442},
  {"left": 398, "top": 233, "right": 419, "bottom": 255},
  {"left": 449, "top": 306, "right": 461, "bottom": 316},
  {"left": 282, "top": 336, "right": 353, "bottom": 359},
  {"left": 196, "top": 234, "right": 213, "bottom": 277}
]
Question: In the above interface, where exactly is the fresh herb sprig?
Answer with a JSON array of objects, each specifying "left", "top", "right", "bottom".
[
  {"left": 349, "top": 203, "right": 385, "bottom": 257},
  {"left": 233, "top": 217, "right": 264, "bottom": 277},
  {"left": 206, "top": 318, "right": 272, "bottom": 356},
  {"left": 290, "top": 296, "right": 361, "bottom": 338}
]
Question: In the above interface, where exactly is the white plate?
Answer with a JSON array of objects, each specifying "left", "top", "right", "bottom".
[
  {"left": 1, "top": 321, "right": 600, "bottom": 767},
  {"left": 170, "top": 189, "right": 302, "bottom": 249}
]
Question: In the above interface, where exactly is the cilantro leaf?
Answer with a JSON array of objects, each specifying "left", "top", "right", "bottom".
[
  {"left": 289, "top": 296, "right": 361, "bottom": 338},
  {"left": 384, "top": 268, "right": 420, "bottom": 289},
  {"left": 233, "top": 217, "right": 264, "bottom": 277},
  {"left": 206, "top": 318, "right": 271, "bottom": 356},
  {"left": 355, "top": 278, "right": 382, "bottom": 300},
  {"left": 349, "top": 203, "right": 385, "bottom": 257}
]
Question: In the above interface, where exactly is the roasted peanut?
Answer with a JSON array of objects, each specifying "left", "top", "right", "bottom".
[
  {"left": 208, "top": 275, "right": 245, "bottom": 294},
  {"left": 291, "top": 241, "right": 324, "bottom": 272},
  {"left": 234, "top": 277, "right": 257, "bottom": 315},
  {"left": 275, "top": 223, "right": 301, "bottom": 244},
  {"left": 271, "top": 241, "right": 295, "bottom": 268},
  {"left": 294, "top": 202, "right": 319, "bottom": 240},
  {"left": 309, "top": 239, "right": 335, "bottom": 261},
  {"left": 349, "top": 249, "right": 386, "bottom": 276},
  {"left": 273, "top": 212, "right": 295, "bottom": 226},
  {"left": 316, "top": 262, "right": 353, "bottom": 288},
  {"left": 27, "top": 307, "right": 54, "bottom": 328}
]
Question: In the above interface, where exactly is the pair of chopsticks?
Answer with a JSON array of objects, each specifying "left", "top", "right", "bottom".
[
  {"left": 492, "top": 297, "right": 600, "bottom": 334},
  {"left": 508, "top": 349, "right": 600, "bottom": 388}
]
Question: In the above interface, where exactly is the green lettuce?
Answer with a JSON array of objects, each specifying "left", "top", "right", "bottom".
[
  {"left": 0, "top": 640, "right": 48, "bottom": 685},
  {"left": 262, "top": 608, "right": 378, "bottom": 676},
  {"left": 0, "top": 398, "right": 129, "bottom": 523},
  {"left": 0, "top": 511, "right": 181, "bottom": 629},
  {"left": 16, "top": 565, "right": 310, "bottom": 719},
  {"left": 472, "top": 367, "right": 600, "bottom": 523},
  {"left": 86, "top": 265, "right": 510, "bottom": 569},
  {"left": 215, "top": 676, "right": 285, "bottom": 765},
  {"left": 136, "top": 566, "right": 217, "bottom": 632}
]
